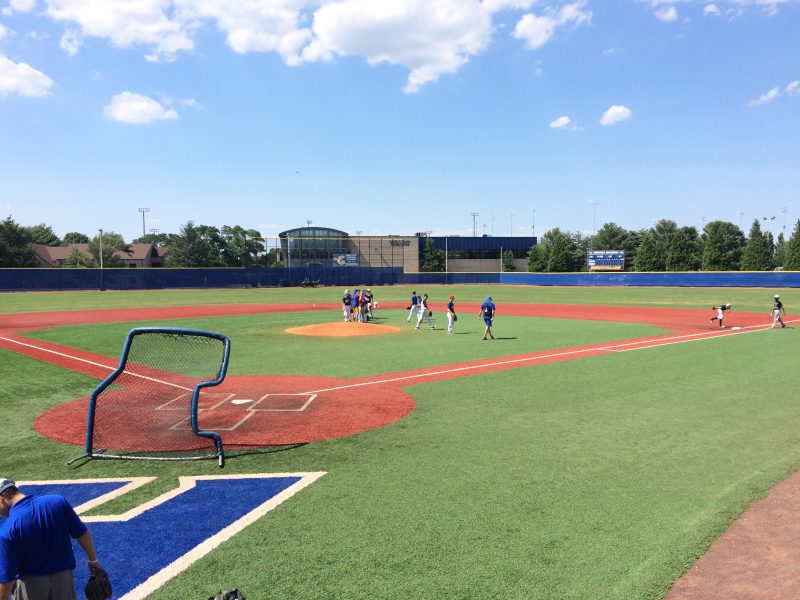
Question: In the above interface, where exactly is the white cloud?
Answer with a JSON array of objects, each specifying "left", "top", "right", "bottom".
[
  {"left": 309, "top": 0, "right": 494, "bottom": 94},
  {"left": 2, "top": 0, "right": 37, "bottom": 14},
  {"left": 654, "top": 5, "right": 679, "bottom": 21},
  {"left": 0, "top": 54, "right": 54, "bottom": 97},
  {"left": 481, "top": 0, "right": 535, "bottom": 12},
  {"left": 36, "top": 1, "right": 588, "bottom": 93},
  {"left": 0, "top": 24, "right": 9, "bottom": 40},
  {"left": 747, "top": 86, "right": 780, "bottom": 106},
  {"left": 786, "top": 80, "right": 800, "bottom": 96},
  {"left": 600, "top": 104, "right": 632, "bottom": 126},
  {"left": 549, "top": 115, "right": 572, "bottom": 129},
  {"left": 603, "top": 47, "right": 621, "bottom": 56},
  {"left": 703, "top": 4, "right": 722, "bottom": 15},
  {"left": 103, "top": 91, "right": 179, "bottom": 124},
  {"left": 513, "top": 1, "right": 591, "bottom": 50},
  {"left": 60, "top": 28, "right": 82, "bottom": 55},
  {"left": 45, "top": 0, "right": 194, "bottom": 62}
]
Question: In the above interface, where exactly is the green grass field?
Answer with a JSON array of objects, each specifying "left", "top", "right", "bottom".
[{"left": 1, "top": 285, "right": 798, "bottom": 599}]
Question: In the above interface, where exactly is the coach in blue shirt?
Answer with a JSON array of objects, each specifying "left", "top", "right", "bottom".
[
  {"left": 478, "top": 295, "right": 496, "bottom": 340},
  {"left": 0, "top": 478, "right": 101, "bottom": 599}
]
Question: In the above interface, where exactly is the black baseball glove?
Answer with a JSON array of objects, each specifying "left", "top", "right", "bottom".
[
  {"left": 406, "top": 305, "right": 411, "bottom": 310},
  {"left": 428, "top": 310, "right": 433, "bottom": 316},
  {"left": 85, "top": 568, "right": 112, "bottom": 600},
  {"left": 209, "top": 589, "right": 247, "bottom": 600},
  {"left": 453, "top": 314, "right": 458, "bottom": 322}
]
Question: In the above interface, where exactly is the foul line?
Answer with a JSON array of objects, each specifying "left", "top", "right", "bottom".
[
  {"left": 304, "top": 320, "right": 796, "bottom": 395},
  {"left": 0, "top": 334, "right": 193, "bottom": 392}
]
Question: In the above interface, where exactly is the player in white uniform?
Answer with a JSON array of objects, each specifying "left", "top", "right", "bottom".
[
  {"left": 415, "top": 294, "right": 434, "bottom": 329},
  {"left": 709, "top": 303, "right": 731, "bottom": 328}
]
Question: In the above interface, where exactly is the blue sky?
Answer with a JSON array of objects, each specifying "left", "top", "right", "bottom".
[{"left": 1, "top": 0, "right": 798, "bottom": 243}]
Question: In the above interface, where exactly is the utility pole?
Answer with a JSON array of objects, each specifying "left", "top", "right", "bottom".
[
  {"left": 531, "top": 207, "right": 536, "bottom": 238},
  {"left": 470, "top": 212, "right": 479, "bottom": 237},
  {"left": 138, "top": 208, "right": 150, "bottom": 237},
  {"left": 590, "top": 199, "right": 600, "bottom": 236}
]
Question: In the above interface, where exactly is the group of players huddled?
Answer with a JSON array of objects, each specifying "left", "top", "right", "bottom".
[{"left": 341, "top": 288, "right": 378, "bottom": 323}]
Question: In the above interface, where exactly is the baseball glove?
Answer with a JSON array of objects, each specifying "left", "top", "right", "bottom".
[
  {"left": 85, "top": 568, "right": 112, "bottom": 600},
  {"left": 406, "top": 305, "right": 411, "bottom": 310},
  {"left": 209, "top": 589, "right": 247, "bottom": 600},
  {"left": 453, "top": 315, "right": 458, "bottom": 322},
  {"left": 428, "top": 310, "right": 433, "bottom": 317}
]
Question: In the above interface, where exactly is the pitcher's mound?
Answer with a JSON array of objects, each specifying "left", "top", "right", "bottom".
[{"left": 287, "top": 322, "right": 401, "bottom": 337}]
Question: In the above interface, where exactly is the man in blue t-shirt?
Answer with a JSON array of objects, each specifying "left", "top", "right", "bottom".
[
  {"left": 478, "top": 295, "right": 496, "bottom": 340},
  {"left": 0, "top": 478, "right": 102, "bottom": 599}
]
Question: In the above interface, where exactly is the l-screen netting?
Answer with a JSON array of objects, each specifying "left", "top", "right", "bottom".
[{"left": 90, "top": 330, "right": 227, "bottom": 458}]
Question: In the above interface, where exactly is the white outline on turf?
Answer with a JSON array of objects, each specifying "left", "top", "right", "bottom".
[{"left": 18, "top": 473, "right": 326, "bottom": 600}]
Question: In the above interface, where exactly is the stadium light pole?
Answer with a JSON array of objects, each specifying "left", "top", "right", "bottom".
[
  {"left": 138, "top": 208, "right": 150, "bottom": 237},
  {"left": 470, "top": 212, "right": 479, "bottom": 237},
  {"left": 510, "top": 210, "right": 514, "bottom": 237},
  {"left": 590, "top": 199, "right": 600, "bottom": 236},
  {"left": 98, "top": 229, "right": 105, "bottom": 291},
  {"left": 531, "top": 207, "right": 536, "bottom": 238}
]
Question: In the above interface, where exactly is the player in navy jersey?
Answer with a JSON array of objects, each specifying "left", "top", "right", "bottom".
[
  {"left": 771, "top": 295, "right": 786, "bottom": 329},
  {"left": 406, "top": 291, "right": 419, "bottom": 323},
  {"left": 446, "top": 295, "right": 457, "bottom": 334}
]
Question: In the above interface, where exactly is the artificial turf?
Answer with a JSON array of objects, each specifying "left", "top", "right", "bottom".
[{"left": 1, "top": 287, "right": 798, "bottom": 599}]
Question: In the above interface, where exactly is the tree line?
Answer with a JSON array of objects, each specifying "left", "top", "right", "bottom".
[
  {"left": 3, "top": 215, "right": 800, "bottom": 271},
  {"left": 421, "top": 218, "right": 800, "bottom": 272},
  {"left": 0, "top": 218, "right": 279, "bottom": 268}
]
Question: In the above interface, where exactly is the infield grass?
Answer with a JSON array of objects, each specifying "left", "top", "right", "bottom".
[{"left": 1, "top": 286, "right": 798, "bottom": 599}]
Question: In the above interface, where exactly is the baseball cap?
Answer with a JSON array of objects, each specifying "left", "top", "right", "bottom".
[
  {"left": 775, "top": 294, "right": 780, "bottom": 299},
  {"left": 449, "top": 295, "right": 454, "bottom": 299},
  {"left": 344, "top": 289, "right": 349, "bottom": 294},
  {"left": 0, "top": 479, "right": 16, "bottom": 494},
  {"left": 485, "top": 296, "right": 492, "bottom": 301}
]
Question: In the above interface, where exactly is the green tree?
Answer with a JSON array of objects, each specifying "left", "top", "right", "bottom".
[
  {"left": 62, "top": 247, "right": 94, "bottom": 268},
  {"left": 420, "top": 237, "right": 445, "bottom": 272},
  {"left": 166, "top": 222, "right": 225, "bottom": 267},
  {"left": 665, "top": 226, "right": 702, "bottom": 271},
  {"left": 24, "top": 223, "right": 60, "bottom": 245},
  {"left": 774, "top": 233, "right": 786, "bottom": 269},
  {"left": 62, "top": 232, "right": 90, "bottom": 245},
  {"left": 546, "top": 232, "right": 576, "bottom": 272},
  {"left": 501, "top": 249, "right": 516, "bottom": 272},
  {"left": 633, "top": 233, "right": 660, "bottom": 271},
  {"left": 527, "top": 244, "right": 547, "bottom": 272},
  {"left": 591, "top": 222, "right": 630, "bottom": 251},
  {"left": 740, "top": 219, "right": 774, "bottom": 271},
  {"left": 0, "top": 216, "right": 36, "bottom": 267},
  {"left": 701, "top": 220, "right": 745, "bottom": 271},
  {"left": 220, "top": 225, "right": 263, "bottom": 267},
  {"left": 132, "top": 232, "right": 170, "bottom": 246},
  {"left": 784, "top": 219, "right": 800, "bottom": 271},
  {"left": 88, "top": 231, "right": 128, "bottom": 267},
  {"left": 649, "top": 219, "right": 678, "bottom": 271}
]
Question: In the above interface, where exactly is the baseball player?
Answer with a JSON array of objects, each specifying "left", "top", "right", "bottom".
[
  {"left": 709, "top": 303, "right": 731, "bottom": 328},
  {"left": 478, "top": 295, "right": 495, "bottom": 340},
  {"left": 771, "top": 294, "right": 787, "bottom": 329},
  {"left": 406, "top": 291, "right": 419, "bottom": 323},
  {"left": 415, "top": 294, "right": 434, "bottom": 329},
  {"left": 342, "top": 289, "right": 352, "bottom": 322},
  {"left": 446, "top": 295, "right": 457, "bottom": 334}
]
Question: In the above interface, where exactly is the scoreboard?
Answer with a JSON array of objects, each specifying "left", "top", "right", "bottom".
[{"left": 588, "top": 250, "right": 625, "bottom": 271}]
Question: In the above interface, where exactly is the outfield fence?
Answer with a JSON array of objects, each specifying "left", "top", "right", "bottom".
[{"left": 0, "top": 268, "right": 798, "bottom": 291}]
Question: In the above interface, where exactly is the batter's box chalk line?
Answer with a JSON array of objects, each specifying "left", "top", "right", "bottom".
[{"left": 169, "top": 392, "right": 318, "bottom": 431}]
